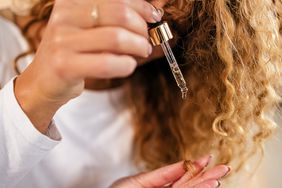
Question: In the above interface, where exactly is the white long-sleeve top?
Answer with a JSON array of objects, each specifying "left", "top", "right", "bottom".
[
  {"left": 0, "top": 16, "right": 282, "bottom": 188},
  {"left": 0, "top": 16, "right": 137, "bottom": 188}
]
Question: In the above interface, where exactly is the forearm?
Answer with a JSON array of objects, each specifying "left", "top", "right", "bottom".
[{"left": 0, "top": 78, "right": 60, "bottom": 187}]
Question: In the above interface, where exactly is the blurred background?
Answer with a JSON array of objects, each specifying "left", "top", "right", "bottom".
[{"left": 257, "top": 108, "right": 282, "bottom": 188}]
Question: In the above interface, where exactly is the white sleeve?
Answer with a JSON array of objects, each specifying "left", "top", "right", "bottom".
[{"left": 0, "top": 78, "right": 61, "bottom": 188}]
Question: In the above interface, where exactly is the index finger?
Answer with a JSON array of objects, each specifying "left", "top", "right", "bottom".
[
  {"left": 173, "top": 155, "right": 212, "bottom": 187},
  {"left": 109, "top": 0, "right": 162, "bottom": 23}
]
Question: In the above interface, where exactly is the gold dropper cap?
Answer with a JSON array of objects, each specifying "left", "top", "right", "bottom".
[{"left": 148, "top": 21, "right": 173, "bottom": 46}]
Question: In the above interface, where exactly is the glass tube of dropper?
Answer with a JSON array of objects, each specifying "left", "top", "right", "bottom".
[
  {"left": 148, "top": 20, "right": 188, "bottom": 99},
  {"left": 161, "top": 41, "right": 188, "bottom": 99}
]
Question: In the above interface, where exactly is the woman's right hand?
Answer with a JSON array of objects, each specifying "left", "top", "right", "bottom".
[{"left": 15, "top": 0, "right": 162, "bottom": 133}]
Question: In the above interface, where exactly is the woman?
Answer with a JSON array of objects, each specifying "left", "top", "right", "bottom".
[
  {"left": 0, "top": 0, "right": 231, "bottom": 187},
  {"left": 0, "top": 0, "right": 281, "bottom": 187}
]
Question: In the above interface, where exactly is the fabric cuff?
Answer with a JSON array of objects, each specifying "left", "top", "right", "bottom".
[{"left": 2, "top": 77, "right": 61, "bottom": 150}]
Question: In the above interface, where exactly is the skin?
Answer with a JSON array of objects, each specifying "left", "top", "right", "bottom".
[
  {"left": 13, "top": 0, "right": 230, "bottom": 186},
  {"left": 15, "top": 0, "right": 165, "bottom": 134},
  {"left": 111, "top": 155, "right": 231, "bottom": 188}
]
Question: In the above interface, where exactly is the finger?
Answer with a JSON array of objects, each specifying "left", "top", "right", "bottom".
[
  {"left": 96, "top": 3, "right": 149, "bottom": 37},
  {"left": 199, "top": 165, "right": 230, "bottom": 181},
  {"left": 63, "top": 53, "right": 137, "bottom": 79},
  {"left": 68, "top": 27, "right": 152, "bottom": 58},
  {"left": 172, "top": 155, "right": 212, "bottom": 187},
  {"left": 57, "top": 3, "right": 149, "bottom": 37},
  {"left": 54, "top": 0, "right": 161, "bottom": 30},
  {"left": 193, "top": 179, "right": 220, "bottom": 188},
  {"left": 110, "top": 0, "right": 162, "bottom": 23},
  {"left": 184, "top": 165, "right": 230, "bottom": 187},
  {"left": 132, "top": 161, "right": 186, "bottom": 188}
]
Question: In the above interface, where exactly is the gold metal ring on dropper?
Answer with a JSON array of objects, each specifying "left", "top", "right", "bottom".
[{"left": 148, "top": 22, "right": 173, "bottom": 46}]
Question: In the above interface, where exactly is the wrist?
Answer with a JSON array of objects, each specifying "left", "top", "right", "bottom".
[{"left": 14, "top": 75, "right": 64, "bottom": 134}]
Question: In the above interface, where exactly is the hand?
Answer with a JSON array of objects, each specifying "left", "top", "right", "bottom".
[
  {"left": 15, "top": 0, "right": 163, "bottom": 133},
  {"left": 110, "top": 155, "right": 230, "bottom": 188}
]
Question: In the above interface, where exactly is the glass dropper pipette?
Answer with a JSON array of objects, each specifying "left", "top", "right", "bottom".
[{"left": 148, "top": 21, "right": 188, "bottom": 99}]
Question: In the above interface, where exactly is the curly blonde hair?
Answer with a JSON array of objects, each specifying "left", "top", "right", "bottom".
[
  {"left": 15, "top": 0, "right": 282, "bottom": 177},
  {"left": 0, "top": 0, "right": 39, "bottom": 15},
  {"left": 127, "top": 0, "right": 282, "bottom": 173}
]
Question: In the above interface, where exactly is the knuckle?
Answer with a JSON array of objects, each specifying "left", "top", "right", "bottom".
[
  {"left": 48, "top": 25, "right": 64, "bottom": 40},
  {"left": 99, "top": 54, "right": 119, "bottom": 78},
  {"left": 48, "top": 27, "right": 71, "bottom": 51},
  {"left": 50, "top": 4, "right": 73, "bottom": 26},
  {"left": 98, "top": 55, "right": 115, "bottom": 76},
  {"left": 51, "top": 34, "right": 66, "bottom": 50},
  {"left": 100, "top": 55, "right": 112, "bottom": 65},
  {"left": 50, "top": 50, "right": 69, "bottom": 76},
  {"left": 109, "top": 29, "right": 125, "bottom": 49},
  {"left": 160, "top": 171, "right": 173, "bottom": 184},
  {"left": 117, "top": 6, "right": 131, "bottom": 24},
  {"left": 50, "top": 11, "right": 66, "bottom": 25},
  {"left": 122, "top": 57, "right": 136, "bottom": 76}
]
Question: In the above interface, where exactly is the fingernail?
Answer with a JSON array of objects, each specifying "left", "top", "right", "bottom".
[
  {"left": 157, "top": 8, "right": 164, "bottom": 17},
  {"left": 206, "top": 155, "right": 212, "bottom": 167},
  {"left": 223, "top": 166, "right": 232, "bottom": 178},
  {"left": 151, "top": 5, "right": 162, "bottom": 22},
  {"left": 216, "top": 181, "right": 221, "bottom": 188}
]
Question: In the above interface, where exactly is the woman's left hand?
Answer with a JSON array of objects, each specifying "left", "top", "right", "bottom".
[{"left": 109, "top": 155, "right": 230, "bottom": 188}]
